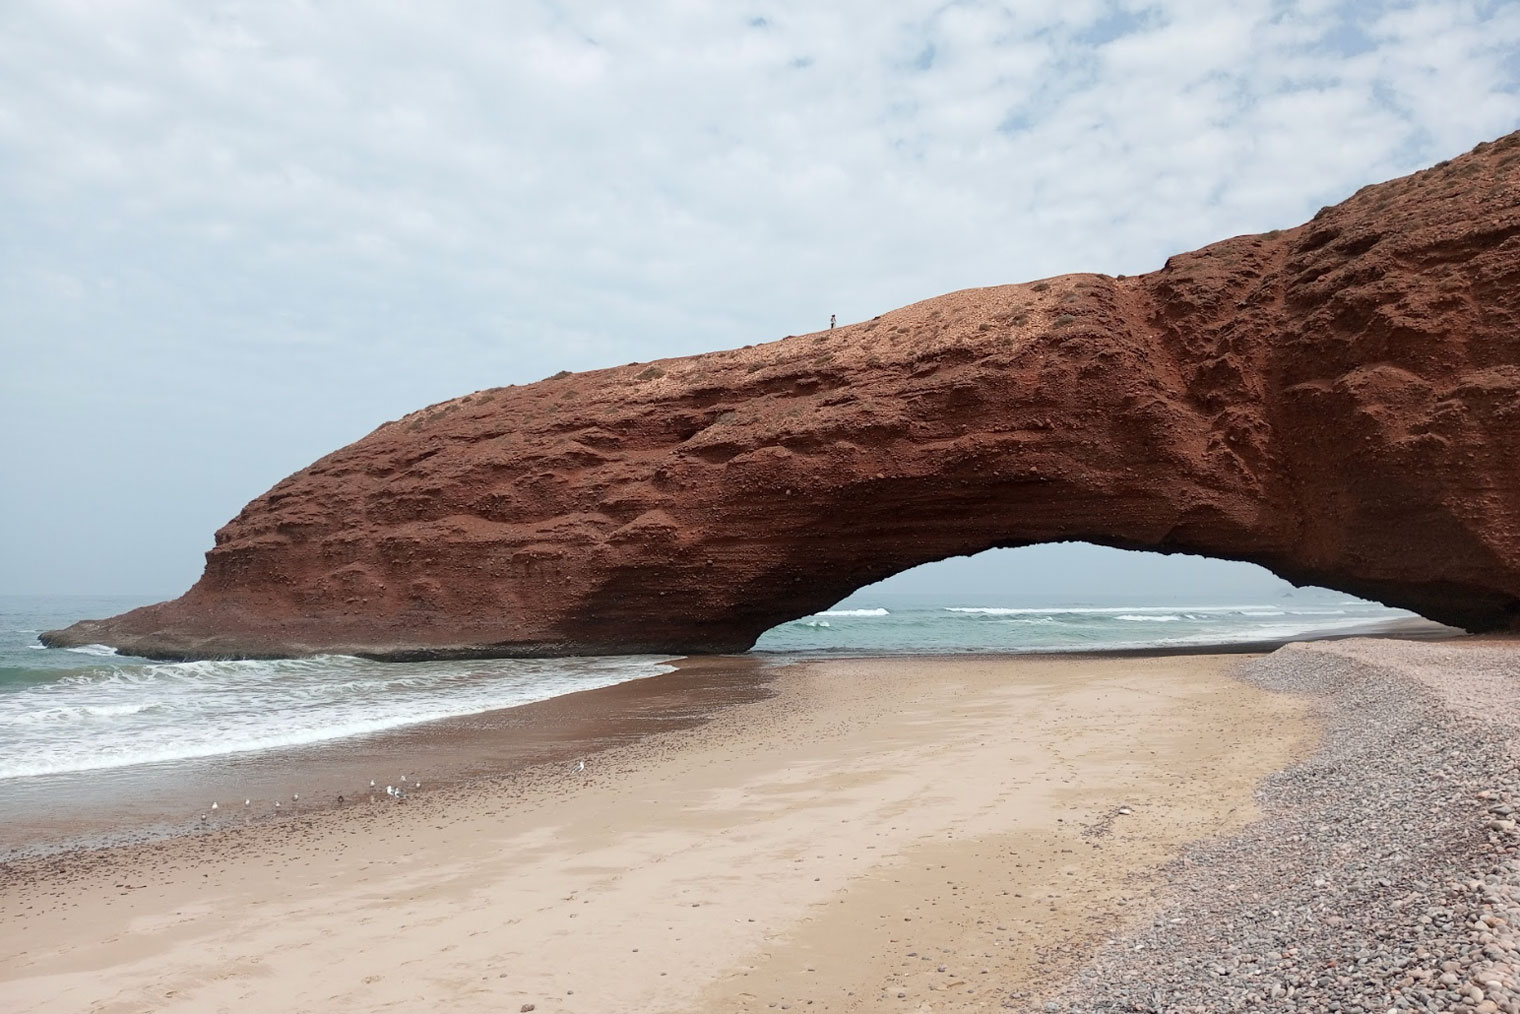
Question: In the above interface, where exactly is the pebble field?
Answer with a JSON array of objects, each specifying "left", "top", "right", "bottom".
[{"left": 1041, "top": 638, "right": 1520, "bottom": 1014}]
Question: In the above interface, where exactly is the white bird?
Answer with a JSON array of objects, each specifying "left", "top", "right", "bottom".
[
  {"left": 211, "top": 801, "right": 218, "bottom": 810},
  {"left": 400, "top": 774, "right": 408, "bottom": 783},
  {"left": 575, "top": 759, "right": 585, "bottom": 774},
  {"left": 199, "top": 813, "right": 207, "bottom": 821},
  {"left": 386, "top": 785, "right": 394, "bottom": 796},
  {"left": 292, "top": 793, "right": 299, "bottom": 802},
  {"left": 370, "top": 779, "right": 376, "bottom": 788},
  {"left": 274, "top": 801, "right": 281, "bottom": 809},
  {"left": 244, "top": 799, "right": 251, "bottom": 806}
]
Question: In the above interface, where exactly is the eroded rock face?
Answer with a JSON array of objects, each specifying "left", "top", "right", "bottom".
[{"left": 44, "top": 134, "right": 1520, "bottom": 659}]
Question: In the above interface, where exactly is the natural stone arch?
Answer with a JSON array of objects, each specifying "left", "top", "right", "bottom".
[{"left": 44, "top": 133, "right": 1520, "bottom": 660}]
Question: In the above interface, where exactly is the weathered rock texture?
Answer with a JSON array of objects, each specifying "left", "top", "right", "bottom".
[{"left": 44, "top": 134, "right": 1520, "bottom": 660}]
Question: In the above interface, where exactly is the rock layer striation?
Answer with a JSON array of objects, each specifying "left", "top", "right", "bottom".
[{"left": 45, "top": 134, "right": 1520, "bottom": 660}]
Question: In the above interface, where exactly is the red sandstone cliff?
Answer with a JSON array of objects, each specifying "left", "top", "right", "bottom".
[{"left": 44, "top": 133, "right": 1520, "bottom": 659}]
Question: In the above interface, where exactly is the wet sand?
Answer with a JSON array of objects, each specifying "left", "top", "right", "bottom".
[
  {"left": 0, "top": 651, "right": 1314, "bottom": 1013},
  {"left": 0, "top": 654, "right": 775, "bottom": 858}
]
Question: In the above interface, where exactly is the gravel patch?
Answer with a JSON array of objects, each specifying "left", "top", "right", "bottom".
[{"left": 1029, "top": 637, "right": 1520, "bottom": 1014}]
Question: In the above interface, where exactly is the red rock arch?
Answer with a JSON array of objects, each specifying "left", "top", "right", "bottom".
[{"left": 44, "top": 134, "right": 1520, "bottom": 660}]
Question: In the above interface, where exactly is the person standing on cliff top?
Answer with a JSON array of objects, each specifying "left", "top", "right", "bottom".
[{"left": 829, "top": 313, "right": 836, "bottom": 329}]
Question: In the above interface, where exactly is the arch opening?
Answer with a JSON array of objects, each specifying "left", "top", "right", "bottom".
[{"left": 753, "top": 543, "right": 1457, "bottom": 655}]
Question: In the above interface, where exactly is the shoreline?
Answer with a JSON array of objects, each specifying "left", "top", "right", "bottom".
[
  {"left": 0, "top": 654, "right": 778, "bottom": 861},
  {"left": 1, "top": 647, "right": 1316, "bottom": 1013},
  {"left": 5, "top": 634, "right": 1516, "bottom": 1013},
  {"left": 0, "top": 616, "right": 1454, "bottom": 861}
]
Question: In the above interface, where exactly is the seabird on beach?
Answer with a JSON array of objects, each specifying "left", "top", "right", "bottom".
[
  {"left": 386, "top": 785, "right": 394, "bottom": 796},
  {"left": 292, "top": 793, "right": 299, "bottom": 802},
  {"left": 211, "top": 801, "right": 218, "bottom": 810},
  {"left": 244, "top": 798, "right": 250, "bottom": 806},
  {"left": 575, "top": 759, "right": 585, "bottom": 774}
]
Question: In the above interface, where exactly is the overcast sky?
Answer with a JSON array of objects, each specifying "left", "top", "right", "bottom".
[{"left": 2, "top": 0, "right": 1517, "bottom": 599}]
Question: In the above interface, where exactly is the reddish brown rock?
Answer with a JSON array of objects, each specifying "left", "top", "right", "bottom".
[{"left": 44, "top": 134, "right": 1520, "bottom": 660}]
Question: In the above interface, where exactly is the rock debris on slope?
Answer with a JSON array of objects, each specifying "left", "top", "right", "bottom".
[{"left": 1040, "top": 639, "right": 1520, "bottom": 1014}]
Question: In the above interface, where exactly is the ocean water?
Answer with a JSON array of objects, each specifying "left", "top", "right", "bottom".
[
  {"left": 753, "top": 594, "right": 1432, "bottom": 654},
  {"left": 0, "top": 592, "right": 1436, "bottom": 784},
  {"left": 0, "top": 595, "right": 675, "bottom": 782}
]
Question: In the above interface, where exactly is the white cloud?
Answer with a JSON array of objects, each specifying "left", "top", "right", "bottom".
[{"left": 1, "top": 0, "right": 1517, "bottom": 593}]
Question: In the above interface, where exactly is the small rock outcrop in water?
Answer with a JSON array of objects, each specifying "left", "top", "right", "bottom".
[{"left": 44, "top": 134, "right": 1520, "bottom": 660}]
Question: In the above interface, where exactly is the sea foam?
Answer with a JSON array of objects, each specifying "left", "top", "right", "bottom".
[
  {"left": 64, "top": 643, "right": 120, "bottom": 657},
  {"left": 0, "top": 653, "right": 675, "bottom": 780}
]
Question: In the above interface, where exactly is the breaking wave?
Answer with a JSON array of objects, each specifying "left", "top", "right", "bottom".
[{"left": 0, "top": 652, "right": 674, "bottom": 780}]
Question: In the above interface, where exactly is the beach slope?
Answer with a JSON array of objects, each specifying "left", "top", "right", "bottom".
[{"left": 0, "top": 651, "right": 1310, "bottom": 1013}]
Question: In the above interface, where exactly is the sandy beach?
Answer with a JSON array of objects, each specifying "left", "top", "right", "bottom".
[
  {"left": 7, "top": 637, "right": 1520, "bottom": 1013},
  {"left": 1, "top": 650, "right": 1312, "bottom": 1013}
]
